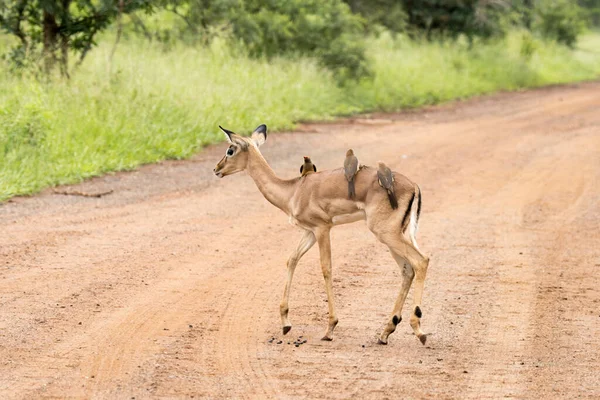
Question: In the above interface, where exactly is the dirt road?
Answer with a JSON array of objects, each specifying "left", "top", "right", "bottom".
[{"left": 1, "top": 83, "right": 599, "bottom": 399}]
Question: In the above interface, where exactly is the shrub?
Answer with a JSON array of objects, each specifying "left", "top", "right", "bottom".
[
  {"left": 230, "top": 0, "right": 370, "bottom": 80},
  {"left": 401, "top": 0, "right": 508, "bottom": 40},
  {"left": 520, "top": 31, "right": 538, "bottom": 59},
  {"left": 535, "top": 0, "right": 587, "bottom": 47},
  {"left": 343, "top": 0, "right": 408, "bottom": 34},
  {"left": 157, "top": 0, "right": 370, "bottom": 80}
]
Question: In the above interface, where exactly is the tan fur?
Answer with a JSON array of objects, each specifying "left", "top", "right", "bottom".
[{"left": 214, "top": 126, "right": 429, "bottom": 344}]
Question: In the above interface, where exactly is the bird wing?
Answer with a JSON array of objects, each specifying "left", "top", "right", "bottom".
[
  {"left": 351, "top": 157, "right": 358, "bottom": 174},
  {"left": 344, "top": 156, "right": 358, "bottom": 179},
  {"left": 377, "top": 169, "right": 393, "bottom": 189}
]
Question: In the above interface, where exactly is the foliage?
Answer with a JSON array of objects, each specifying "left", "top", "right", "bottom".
[
  {"left": 535, "top": 0, "right": 587, "bottom": 47},
  {"left": 1, "top": 0, "right": 596, "bottom": 81},
  {"left": 2, "top": 32, "right": 600, "bottom": 201},
  {"left": 150, "top": 0, "right": 237, "bottom": 44},
  {"left": 155, "top": 0, "right": 370, "bottom": 81},
  {"left": 401, "top": 0, "right": 509, "bottom": 40},
  {"left": 519, "top": 31, "right": 537, "bottom": 59},
  {"left": 343, "top": 0, "right": 408, "bottom": 34},
  {"left": 578, "top": 0, "right": 600, "bottom": 26},
  {"left": 0, "top": 0, "right": 152, "bottom": 76}
]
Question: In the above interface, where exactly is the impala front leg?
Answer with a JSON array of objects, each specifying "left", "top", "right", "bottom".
[
  {"left": 280, "top": 230, "right": 316, "bottom": 335},
  {"left": 316, "top": 227, "right": 338, "bottom": 341}
]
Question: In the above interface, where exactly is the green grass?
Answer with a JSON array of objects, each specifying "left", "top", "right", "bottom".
[{"left": 1, "top": 32, "right": 600, "bottom": 201}]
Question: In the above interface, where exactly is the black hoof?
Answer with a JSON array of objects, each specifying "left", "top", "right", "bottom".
[
  {"left": 283, "top": 326, "right": 291, "bottom": 335},
  {"left": 321, "top": 336, "right": 333, "bottom": 341},
  {"left": 377, "top": 338, "right": 388, "bottom": 345},
  {"left": 419, "top": 334, "right": 427, "bottom": 345}
]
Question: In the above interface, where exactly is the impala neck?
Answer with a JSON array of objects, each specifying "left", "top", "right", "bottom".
[{"left": 246, "top": 146, "right": 294, "bottom": 214}]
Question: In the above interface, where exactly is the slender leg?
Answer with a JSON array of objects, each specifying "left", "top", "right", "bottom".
[
  {"left": 280, "top": 230, "right": 316, "bottom": 335},
  {"left": 315, "top": 228, "right": 338, "bottom": 341},
  {"left": 378, "top": 251, "right": 415, "bottom": 345},
  {"left": 408, "top": 249, "right": 429, "bottom": 344},
  {"left": 376, "top": 233, "right": 429, "bottom": 345}
]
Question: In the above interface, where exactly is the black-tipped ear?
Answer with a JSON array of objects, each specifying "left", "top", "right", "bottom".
[
  {"left": 254, "top": 124, "right": 267, "bottom": 138},
  {"left": 300, "top": 165, "right": 303, "bottom": 174},
  {"left": 251, "top": 124, "right": 267, "bottom": 147},
  {"left": 219, "top": 125, "right": 235, "bottom": 143}
]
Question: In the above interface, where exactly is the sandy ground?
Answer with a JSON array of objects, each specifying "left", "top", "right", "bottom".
[{"left": 1, "top": 82, "right": 600, "bottom": 399}]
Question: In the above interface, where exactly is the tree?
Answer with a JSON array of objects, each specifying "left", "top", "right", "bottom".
[{"left": 0, "top": 0, "right": 152, "bottom": 76}]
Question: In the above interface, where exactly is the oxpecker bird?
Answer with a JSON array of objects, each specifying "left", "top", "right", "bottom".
[
  {"left": 300, "top": 156, "right": 317, "bottom": 176},
  {"left": 344, "top": 149, "right": 359, "bottom": 199},
  {"left": 377, "top": 161, "right": 398, "bottom": 209}
]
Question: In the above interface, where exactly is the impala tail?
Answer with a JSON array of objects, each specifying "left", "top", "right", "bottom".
[{"left": 404, "top": 184, "right": 422, "bottom": 244}]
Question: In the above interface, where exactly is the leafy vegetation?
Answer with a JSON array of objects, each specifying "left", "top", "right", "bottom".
[
  {"left": 2, "top": 31, "right": 600, "bottom": 201},
  {"left": 1, "top": 0, "right": 598, "bottom": 80},
  {"left": 401, "top": 0, "right": 508, "bottom": 40},
  {"left": 1, "top": 1, "right": 600, "bottom": 200},
  {"left": 152, "top": 0, "right": 369, "bottom": 80},
  {"left": 343, "top": 0, "right": 407, "bottom": 34},
  {"left": 535, "top": 0, "right": 587, "bottom": 47},
  {"left": 0, "top": 0, "right": 152, "bottom": 76}
]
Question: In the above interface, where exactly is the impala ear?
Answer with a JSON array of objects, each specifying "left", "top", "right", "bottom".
[
  {"left": 219, "top": 125, "right": 249, "bottom": 149},
  {"left": 251, "top": 124, "right": 267, "bottom": 147},
  {"left": 219, "top": 125, "right": 236, "bottom": 143}
]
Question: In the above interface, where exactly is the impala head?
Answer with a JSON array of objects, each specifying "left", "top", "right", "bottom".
[{"left": 213, "top": 124, "right": 267, "bottom": 178}]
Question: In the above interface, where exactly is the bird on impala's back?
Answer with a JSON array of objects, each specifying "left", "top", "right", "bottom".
[
  {"left": 344, "top": 149, "right": 359, "bottom": 199},
  {"left": 300, "top": 156, "right": 317, "bottom": 176},
  {"left": 377, "top": 161, "right": 398, "bottom": 209}
]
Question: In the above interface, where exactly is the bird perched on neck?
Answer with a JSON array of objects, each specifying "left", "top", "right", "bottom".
[
  {"left": 344, "top": 149, "right": 359, "bottom": 199},
  {"left": 300, "top": 156, "right": 317, "bottom": 176},
  {"left": 377, "top": 161, "right": 398, "bottom": 209}
]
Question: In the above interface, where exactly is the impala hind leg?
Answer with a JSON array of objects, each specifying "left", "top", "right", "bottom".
[
  {"left": 280, "top": 230, "right": 316, "bottom": 335},
  {"left": 316, "top": 228, "right": 338, "bottom": 341},
  {"left": 408, "top": 247, "right": 429, "bottom": 344},
  {"left": 378, "top": 251, "right": 414, "bottom": 345},
  {"left": 378, "top": 234, "right": 429, "bottom": 345}
]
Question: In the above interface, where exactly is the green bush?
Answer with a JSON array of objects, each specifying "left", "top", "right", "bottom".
[
  {"left": 232, "top": 0, "right": 370, "bottom": 80},
  {"left": 156, "top": 0, "right": 370, "bottom": 80},
  {"left": 578, "top": 0, "right": 600, "bottom": 27},
  {"left": 536, "top": 0, "right": 587, "bottom": 47},
  {"left": 520, "top": 31, "right": 538, "bottom": 59},
  {"left": 401, "top": 0, "right": 507, "bottom": 40},
  {"left": 343, "top": 0, "right": 407, "bottom": 34}
]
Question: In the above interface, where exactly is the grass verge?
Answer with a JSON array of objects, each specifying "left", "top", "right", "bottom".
[{"left": 1, "top": 32, "right": 600, "bottom": 201}]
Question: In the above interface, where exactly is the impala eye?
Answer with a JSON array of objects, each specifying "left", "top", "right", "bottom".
[{"left": 227, "top": 148, "right": 234, "bottom": 156}]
